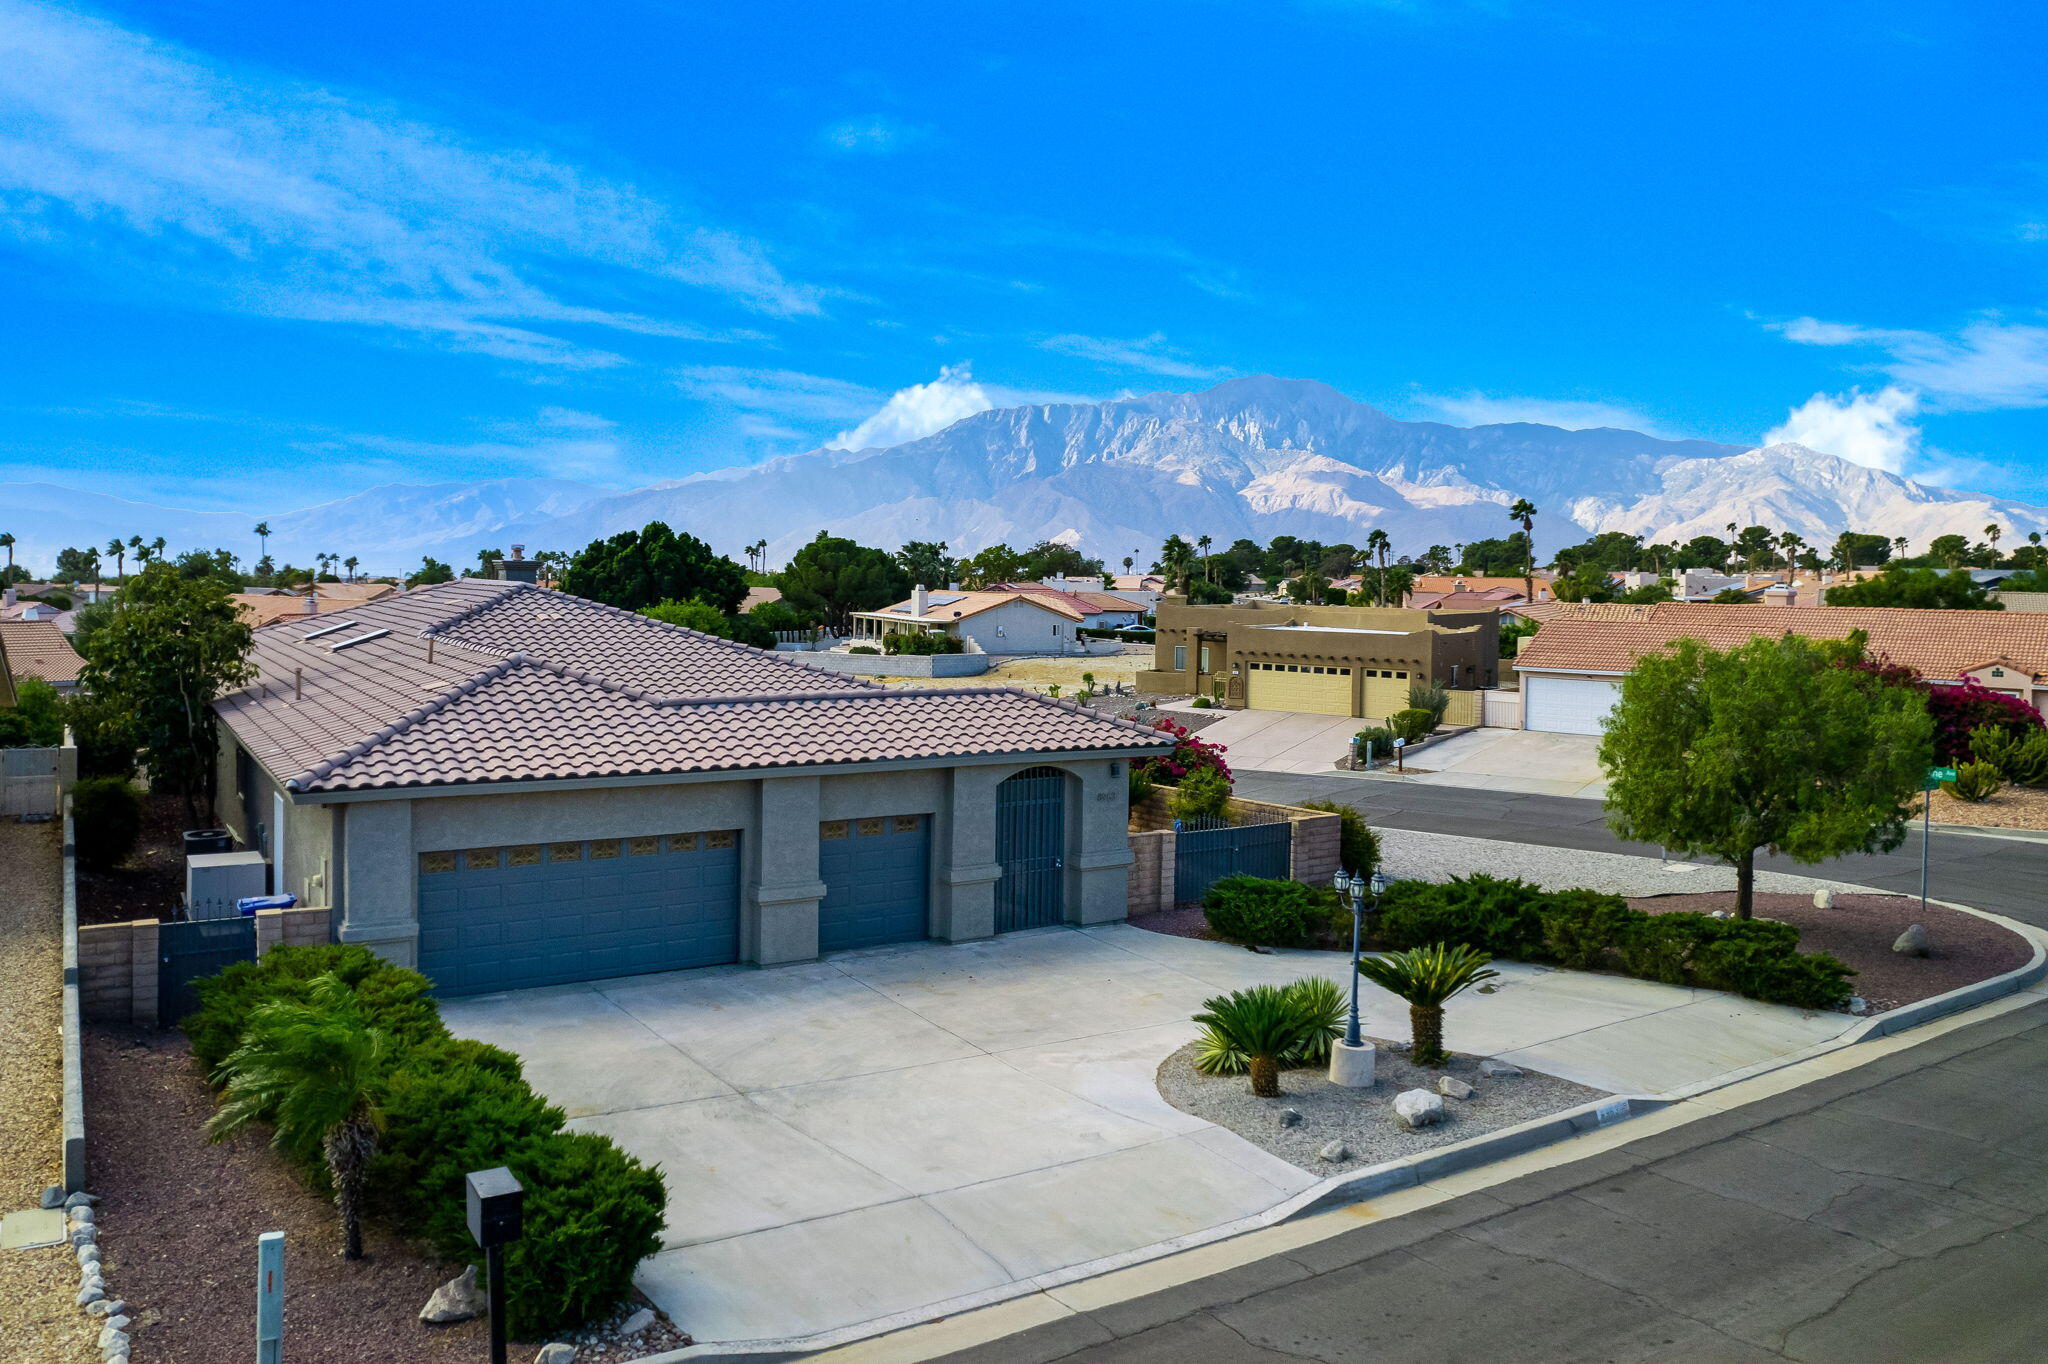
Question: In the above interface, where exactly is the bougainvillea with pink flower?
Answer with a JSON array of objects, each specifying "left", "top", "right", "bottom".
[
  {"left": 1140, "top": 716, "right": 1232, "bottom": 785},
  {"left": 1926, "top": 679, "right": 2044, "bottom": 762}
]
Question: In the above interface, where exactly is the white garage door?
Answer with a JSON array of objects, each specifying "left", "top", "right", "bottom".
[{"left": 1524, "top": 675, "right": 1621, "bottom": 735}]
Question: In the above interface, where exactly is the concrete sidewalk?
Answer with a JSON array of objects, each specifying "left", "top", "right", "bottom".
[{"left": 446, "top": 907, "right": 1865, "bottom": 1350}]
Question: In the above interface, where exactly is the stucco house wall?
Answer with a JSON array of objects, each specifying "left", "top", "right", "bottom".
[{"left": 953, "top": 598, "right": 1082, "bottom": 655}]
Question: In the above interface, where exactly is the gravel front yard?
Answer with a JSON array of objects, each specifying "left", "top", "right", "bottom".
[
  {"left": 0, "top": 820, "right": 97, "bottom": 1364},
  {"left": 1158, "top": 1041, "right": 1606, "bottom": 1174},
  {"left": 1378, "top": 827, "right": 1876, "bottom": 898},
  {"left": 1923, "top": 784, "right": 2048, "bottom": 831},
  {"left": 85, "top": 1028, "right": 685, "bottom": 1363}
]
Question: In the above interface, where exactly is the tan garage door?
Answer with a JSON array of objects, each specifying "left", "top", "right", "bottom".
[
  {"left": 1362, "top": 668, "right": 1410, "bottom": 719},
  {"left": 1245, "top": 661, "right": 1353, "bottom": 716}
]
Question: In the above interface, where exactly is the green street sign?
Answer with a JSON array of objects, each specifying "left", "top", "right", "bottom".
[{"left": 1927, "top": 766, "right": 1959, "bottom": 787}]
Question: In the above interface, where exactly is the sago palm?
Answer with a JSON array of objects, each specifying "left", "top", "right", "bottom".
[
  {"left": 1194, "top": 977, "right": 1346, "bottom": 1077},
  {"left": 1355, "top": 943, "right": 1499, "bottom": 1067},
  {"left": 1192, "top": 984, "right": 1324, "bottom": 1097},
  {"left": 207, "top": 974, "right": 389, "bottom": 1259}
]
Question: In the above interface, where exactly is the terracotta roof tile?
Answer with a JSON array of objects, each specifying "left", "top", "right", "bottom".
[
  {"left": 216, "top": 578, "right": 1168, "bottom": 793},
  {"left": 1516, "top": 602, "right": 2048, "bottom": 680}
]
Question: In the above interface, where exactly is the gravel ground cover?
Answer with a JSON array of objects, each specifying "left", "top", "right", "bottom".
[
  {"left": 1923, "top": 784, "right": 2048, "bottom": 831},
  {"left": 1630, "top": 891, "right": 2036, "bottom": 1013},
  {"left": 85, "top": 1028, "right": 686, "bottom": 1363},
  {"left": 77, "top": 791, "right": 185, "bottom": 926},
  {"left": 1377, "top": 827, "right": 1873, "bottom": 898},
  {"left": 0, "top": 820, "right": 97, "bottom": 1364},
  {"left": 1157, "top": 1041, "right": 1606, "bottom": 1174}
]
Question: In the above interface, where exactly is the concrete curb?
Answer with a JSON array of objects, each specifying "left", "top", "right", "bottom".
[
  {"left": 60, "top": 793, "right": 84, "bottom": 1193},
  {"left": 644, "top": 894, "right": 2048, "bottom": 1361}
]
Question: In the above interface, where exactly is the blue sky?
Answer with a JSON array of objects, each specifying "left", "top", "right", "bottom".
[{"left": 2, "top": 0, "right": 2045, "bottom": 513}]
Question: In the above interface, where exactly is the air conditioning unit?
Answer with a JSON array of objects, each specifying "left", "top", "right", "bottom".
[{"left": 186, "top": 851, "right": 269, "bottom": 921}]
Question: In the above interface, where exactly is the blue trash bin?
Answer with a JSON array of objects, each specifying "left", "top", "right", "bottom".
[{"left": 237, "top": 894, "right": 299, "bottom": 917}]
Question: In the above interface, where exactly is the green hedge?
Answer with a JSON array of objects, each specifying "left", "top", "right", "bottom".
[
  {"left": 1376, "top": 875, "right": 1852, "bottom": 1010},
  {"left": 1203, "top": 874, "right": 1853, "bottom": 1010},
  {"left": 188, "top": 946, "right": 665, "bottom": 1336}
]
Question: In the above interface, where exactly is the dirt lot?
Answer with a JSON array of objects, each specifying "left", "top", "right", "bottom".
[
  {"left": 855, "top": 649, "right": 1153, "bottom": 694},
  {"left": 1924, "top": 783, "right": 2048, "bottom": 832}
]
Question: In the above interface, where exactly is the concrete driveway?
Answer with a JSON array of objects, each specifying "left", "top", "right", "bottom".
[
  {"left": 442, "top": 923, "right": 1855, "bottom": 1350},
  {"left": 1409, "top": 728, "right": 1607, "bottom": 799},
  {"left": 1179, "top": 709, "right": 1360, "bottom": 774}
]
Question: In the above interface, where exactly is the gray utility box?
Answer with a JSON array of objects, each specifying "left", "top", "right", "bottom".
[{"left": 186, "top": 851, "right": 269, "bottom": 921}]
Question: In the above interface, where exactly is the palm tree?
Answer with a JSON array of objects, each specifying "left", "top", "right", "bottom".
[
  {"left": 1365, "top": 528, "right": 1391, "bottom": 605},
  {"left": 1197, "top": 534, "right": 1214, "bottom": 581},
  {"left": 254, "top": 520, "right": 271, "bottom": 564},
  {"left": 1508, "top": 499, "right": 1538, "bottom": 603},
  {"left": 1893, "top": 536, "right": 1909, "bottom": 562},
  {"left": 1191, "top": 984, "right": 1325, "bottom": 1097},
  {"left": 106, "top": 537, "right": 125, "bottom": 580},
  {"left": 0, "top": 531, "right": 12, "bottom": 581},
  {"left": 343, "top": 555, "right": 359, "bottom": 582},
  {"left": 1122, "top": 555, "right": 1134, "bottom": 576},
  {"left": 1355, "top": 943, "right": 1499, "bottom": 1067},
  {"left": 1777, "top": 531, "right": 1803, "bottom": 570},
  {"left": 1986, "top": 523, "right": 2003, "bottom": 562},
  {"left": 207, "top": 975, "right": 388, "bottom": 1259}
]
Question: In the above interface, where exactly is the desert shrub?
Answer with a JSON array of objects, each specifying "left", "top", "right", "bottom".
[
  {"left": 1353, "top": 726, "right": 1396, "bottom": 761},
  {"left": 0, "top": 676, "right": 66, "bottom": 747},
  {"left": 1202, "top": 875, "right": 1334, "bottom": 949},
  {"left": 1944, "top": 761, "right": 2003, "bottom": 803},
  {"left": 882, "top": 631, "right": 963, "bottom": 655},
  {"left": 1127, "top": 764, "right": 1156, "bottom": 809},
  {"left": 1193, "top": 976, "right": 1345, "bottom": 1074},
  {"left": 185, "top": 945, "right": 663, "bottom": 1335},
  {"left": 1407, "top": 680, "right": 1450, "bottom": 727},
  {"left": 1968, "top": 724, "right": 2020, "bottom": 775},
  {"left": 1388, "top": 707, "right": 1435, "bottom": 743},
  {"left": 1299, "top": 799, "right": 1380, "bottom": 878},
  {"left": 1167, "top": 765, "right": 1232, "bottom": 823},
  {"left": 1376, "top": 874, "right": 1547, "bottom": 959},
  {"left": 65, "top": 691, "right": 140, "bottom": 779},
  {"left": 71, "top": 776, "right": 143, "bottom": 872},
  {"left": 849, "top": 644, "right": 880, "bottom": 655},
  {"left": 1191, "top": 695, "right": 1214, "bottom": 708},
  {"left": 2005, "top": 729, "right": 2048, "bottom": 786},
  {"left": 1618, "top": 912, "right": 1718, "bottom": 985},
  {"left": 1537, "top": 889, "right": 1637, "bottom": 970}
]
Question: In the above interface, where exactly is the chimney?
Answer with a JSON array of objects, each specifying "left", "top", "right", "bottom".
[
  {"left": 302, "top": 593, "right": 318, "bottom": 613},
  {"left": 1, "top": 586, "right": 13, "bottom": 609},
  {"left": 913, "top": 584, "right": 930, "bottom": 616}
]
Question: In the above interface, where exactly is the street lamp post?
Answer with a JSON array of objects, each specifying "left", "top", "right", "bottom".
[{"left": 1328, "top": 868, "right": 1385, "bottom": 1087}]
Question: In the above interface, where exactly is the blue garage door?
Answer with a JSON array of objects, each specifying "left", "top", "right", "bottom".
[
  {"left": 818, "top": 815, "right": 931, "bottom": 952},
  {"left": 417, "top": 831, "right": 741, "bottom": 995}
]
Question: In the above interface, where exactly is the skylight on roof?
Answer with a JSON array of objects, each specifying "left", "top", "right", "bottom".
[
  {"left": 329, "top": 629, "right": 391, "bottom": 651},
  {"left": 302, "top": 619, "right": 360, "bottom": 640}
]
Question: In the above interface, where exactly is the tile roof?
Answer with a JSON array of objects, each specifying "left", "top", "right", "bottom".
[
  {"left": 863, "top": 588, "right": 1079, "bottom": 624},
  {"left": 217, "top": 578, "right": 1168, "bottom": 794},
  {"left": 0, "top": 620, "right": 84, "bottom": 686},
  {"left": 1515, "top": 601, "right": 2048, "bottom": 681}
]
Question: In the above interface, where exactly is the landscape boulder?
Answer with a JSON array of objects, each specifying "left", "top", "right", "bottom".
[
  {"left": 1317, "top": 1140, "right": 1351, "bottom": 1162},
  {"left": 1392, "top": 1089, "right": 1445, "bottom": 1130},
  {"left": 420, "top": 1265, "right": 487, "bottom": 1325},
  {"left": 1893, "top": 923, "right": 1931, "bottom": 957},
  {"left": 618, "top": 1308, "right": 656, "bottom": 1336},
  {"left": 39, "top": 1185, "right": 63, "bottom": 1210},
  {"left": 1479, "top": 1059, "right": 1522, "bottom": 1079},
  {"left": 535, "top": 1344, "right": 577, "bottom": 1364},
  {"left": 1277, "top": 1107, "right": 1303, "bottom": 1129},
  {"left": 1813, "top": 889, "right": 1834, "bottom": 910},
  {"left": 1437, "top": 1076, "right": 1475, "bottom": 1100}
]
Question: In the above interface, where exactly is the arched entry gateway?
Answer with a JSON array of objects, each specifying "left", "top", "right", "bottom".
[{"left": 994, "top": 766, "right": 1066, "bottom": 931}]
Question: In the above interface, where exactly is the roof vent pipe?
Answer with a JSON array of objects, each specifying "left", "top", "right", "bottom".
[
  {"left": 302, "top": 593, "right": 318, "bottom": 613},
  {"left": 293, "top": 667, "right": 303, "bottom": 701},
  {"left": 913, "top": 584, "right": 930, "bottom": 616}
]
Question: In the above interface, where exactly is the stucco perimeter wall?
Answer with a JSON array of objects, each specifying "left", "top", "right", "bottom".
[
  {"left": 328, "top": 755, "right": 1135, "bottom": 972},
  {"left": 1126, "top": 790, "right": 1342, "bottom": 913},
  {"left": 802, "top": 651, "right": 993, "bottom": 678},
  {"left": 78, "top": 905, "right": 330, "bottom": 1024}
]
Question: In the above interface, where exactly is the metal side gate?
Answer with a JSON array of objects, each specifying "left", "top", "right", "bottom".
[
  {"left": 994, "top": 767, "right": 1066, "bottom": 932},
  {"left": 1174, "top": 818, "right": 1293, "bottom": 904},
  {"left": 159, "top": 917, "right": 257, "bottom": 1026}
]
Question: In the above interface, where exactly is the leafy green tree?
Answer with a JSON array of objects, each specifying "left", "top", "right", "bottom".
[
  {"left": 0, "top": 676, "right": 66, "bottom": 747},
  {"left": 1456, "top": 532, "right": 1531, "bottom": 577},
  {"left": 1998, "top": 567, "right": 2048, "bottom": 593},
  {"left": 1599, "top": 634, "right": 1933, "bottom": 919},
  {"left": 1926, "top": 533, "right": 1972, "bottom": 569},
  {"left": 1418, "top": 544, "right": 1455, "bottom": 574},
  {"left": 171, "top": 548, "right": 245, "bottom": 585},
  {"left": 774, "top": 532, "right": 911, "bottom": 630},
  {"left": 53, "top": 545, "right": 100, "bottom": 583},
  {"left": 406, "top": 556, "right": 454, "bottom": 588},
  {"left": 641, "top": 598, "right": 775, "bottom": 648},
  {"left": 1710, "top": 587, "right": 1753, "bottom": 604},
  {"left": 474, "top": 546, "right": 504, "bottom": 578},
  {"left": 1550, "top": 561, "right": 1617, "bottom": 602},
  {"left": 746, "top": 598, "right": 816, "bottom": 632},
  {"left": 894, "top": 540, "right": 958, "bottom": 589},
  {"left": 207, "top": 974, "right": 388, "bottom": 1260},
  {"left": 77, "top": 563, "right": 256, "bottom": 822},
  {"left": 1550, "top": 531, "right": 1644, "bottom": 573},
  {"left": 1617, "top": 582, "right": 1674, "bottom": 604},
  {"left": 1355, "top": 943, "right": 1499, "bottom": 1067},
  {"left": 956, "top": 543, "right": 1029, "bottom": 588},
  {"left": 1830, "top": 531, "right": 1893, "bottom": 572},
  {"left": 560, "top": 523, "right": 746, "bottom": 614},
  {"left": 1185, "top": 578, "right": 1233, "bottom": 604},
  {"left": 1017, "top": 539, "right": 1103, "bottom": 580},
  {"left": 1825, "top": 566, "right": 2001, "bottom": 610}
]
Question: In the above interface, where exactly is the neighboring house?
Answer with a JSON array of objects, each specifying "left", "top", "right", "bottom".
[
  {"left": 1514, "top": 601, "right": 2048, "bottom": 735},
  {"left": 212, "top": 577, "right": 1168, "bottom": 996},
  {"left": 0, "top": 631, "right": 16, "bottom": 708},
  {"left": 0, "top": 620, "right": 86, "bottom": 694},
  {"left": 232, "top": 583, "right": 396, "bottom": 627},
  {"left": 1041, "top": 576, "right": 1160, "bottom": 613},
  {"left": 1406, "top": 586, "right": 1526, "bottom": 611},
  {"left": 851, "top": 583, "right": 1136, "bottom": 654},
  {"left": 742, "top": 585, "right": 783, "bottom": 612},
  {"left": 1408, "top": 574, "right": 1551, "bottom": 603},
  {"left": 1139, "top": 597, "right": 1500, "bottom": 718},
  {"left": 304, "top": 581, "right": 400, "bottom": 605}
]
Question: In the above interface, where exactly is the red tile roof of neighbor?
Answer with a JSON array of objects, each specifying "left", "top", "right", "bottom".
[
  {"left": 1515, "top": 601, "right": 2048, "bottom": 681},
  {"left": 0, "top": 620, "right": 84, "bottom": 686},
  {"left": 216, "top": 579, "right": 1168, "bottom": 795}
]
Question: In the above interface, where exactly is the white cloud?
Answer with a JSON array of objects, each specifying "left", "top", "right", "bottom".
[
  {"left": 674, "top": 362, "right": 1088, "bottom": 452},
  {"left": 820, "top": 116, "right": 926, "bottom": 154},
  {"left": 0, "top": 0, "right": 822, "bottom": 366},
  {"left": 833, "top": 364, "right": 1004, "bottom": 448},
  {"left": 1037, "top": 332, "right": 1228, "bottom": 380},
  {"left": 1771, "top": 315, "right": 2048, "bottom": 410},
  {"left": 1417, "top": 391, "right": 1664, "bottom": 433},
  {"left": 1762, "top": 386, "right": 1922, "bottom": 474}
]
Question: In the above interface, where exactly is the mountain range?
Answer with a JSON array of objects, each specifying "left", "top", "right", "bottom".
[{"left": 6, "top": 377, "right": 2045, "bottom": 575}]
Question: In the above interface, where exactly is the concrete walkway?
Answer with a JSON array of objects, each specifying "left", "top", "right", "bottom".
[{"left": 444, "top": 908, "right": 1863, "bottom": 1350}]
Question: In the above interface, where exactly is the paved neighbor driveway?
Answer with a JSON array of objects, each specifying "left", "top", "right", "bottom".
[
  {"left": 442, "top": 922, "right": 1855, "bottom": 1350},
  {"left": 1184, "top": 707, "right": 1607, "bottom": 798}
]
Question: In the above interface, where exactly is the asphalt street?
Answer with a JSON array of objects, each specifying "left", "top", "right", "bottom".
[{"left": 940, "top": 773, "right": 2048, "bottom": 1364}]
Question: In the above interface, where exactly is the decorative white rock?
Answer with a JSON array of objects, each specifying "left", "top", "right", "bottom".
[
  {"left": 1317, "top": 1139, "right": 1351, "bottom": 1162},
  {"left": 1437, "top": 1076, "right": 1475, "bottom": 1100},
  {"left": 420, "top": 1265, "right": 487, "bottom": 1324},
  {"left": 1813, "top": 889, "right": 1834, "bottom": 910},
  {"left": 618, "top": 1308, "right": 656, "bottom": 1336},
  {"left": 1392, "top": 1088, "right": 1446, "bottom": 1129},
  {"left": 535, "top": 1344, "right": 578, "bottom": 1364},
  {"left": 1479, "top": 1059, "right": 1523, "bottom": 1078},
  {"left": 1327, "top": 1039, "right": 1377, "bottom": 1088},
  {"left": 1894, "top": 923, "right": 1930, "bottom": 957}
]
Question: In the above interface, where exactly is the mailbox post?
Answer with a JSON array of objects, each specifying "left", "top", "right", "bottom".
[{"left": 466, "top": 1167, "right": 525, "bottom": 1364}]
